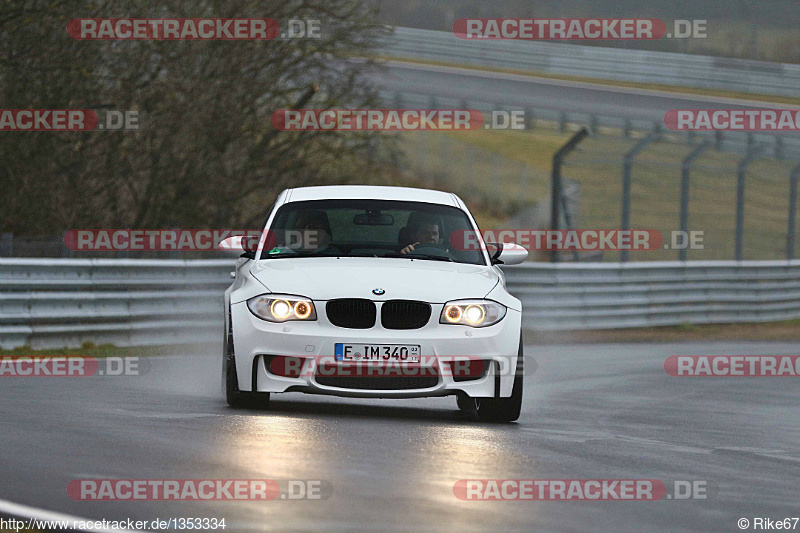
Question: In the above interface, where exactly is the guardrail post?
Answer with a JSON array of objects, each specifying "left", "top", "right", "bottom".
[
  {"left": 0, "top": 233, "right": 12, "bottom": 257},
  {"left": 787, "top": 164, "right": 800, "bottom": 260},
  {"left": 551, "top": 127, "right": 590, "bottom": 262},
  {"left": 621, "top": 132, "right": 660, "bottom": 262},
  {"left": 735, "top": 145, "right": 764, "bottom": 261},
  {"left": 679, "top": 140, "right": 711, "bottom": 261}
]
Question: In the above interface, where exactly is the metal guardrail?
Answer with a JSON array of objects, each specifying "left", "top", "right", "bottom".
[
  {"left": 2, "top": 258, "right": 800, "bottom": 348},
  {"left": 0, "top": 259, "right": 228, "bottom": 349},
  {"left": 507, "top": 260, "right": 800, "bottom": 330},
  {"left": 383, "top": 27, "right": 800, "bottom": 98}
]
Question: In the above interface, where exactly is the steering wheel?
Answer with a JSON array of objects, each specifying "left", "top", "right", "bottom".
[
  {"left": 407, "top": 242, "right": 452, "bottom": 258},
  {"left": 411, "top": 242, "right": 443, "bottom": 250}
]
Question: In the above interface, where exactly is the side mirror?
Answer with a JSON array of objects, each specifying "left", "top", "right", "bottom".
[
  {"left": 218, "top": 236, "right": 257, "bottom": 259},
  {"left": 487, "top": 242, "right": 528, "bottom": 265}
]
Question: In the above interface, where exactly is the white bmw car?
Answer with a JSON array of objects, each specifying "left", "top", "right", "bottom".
[{"left": 220, "top": 185, "right": 528, "bottom": 421}]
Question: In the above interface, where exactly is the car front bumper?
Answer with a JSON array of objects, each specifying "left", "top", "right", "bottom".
[{"left": 231, "top": 301, "right": 522, "bottom": 399}]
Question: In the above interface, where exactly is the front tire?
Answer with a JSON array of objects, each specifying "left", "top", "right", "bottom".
[
  {"left": 457, "top": 394, "right": 478, "bottom": 412},
  {"left": 476, "top": 341, "right": 524, "bottom": 422},
  {"left": 224, "top": 316, "right": 270, "bottom": 410}
]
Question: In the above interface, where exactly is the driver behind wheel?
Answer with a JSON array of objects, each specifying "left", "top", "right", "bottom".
[{"left": 400, "top": 215, "right": 440, "bottom": 254}]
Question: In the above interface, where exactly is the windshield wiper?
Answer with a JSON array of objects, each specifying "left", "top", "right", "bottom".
[{"left": 381, "top": 252, "right": 453, "bottom": 262}]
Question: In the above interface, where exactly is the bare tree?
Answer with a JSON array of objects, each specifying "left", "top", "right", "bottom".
[{"left": 0, "top": 0, "right": 396, "bottom": 234}]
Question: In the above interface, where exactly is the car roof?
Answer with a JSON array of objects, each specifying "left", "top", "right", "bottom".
[{"left": 282, "top": 185, "right": 461, "bottom": 207}]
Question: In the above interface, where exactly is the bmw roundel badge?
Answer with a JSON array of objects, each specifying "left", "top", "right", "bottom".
[{"left": 372, "top": 288, "right": 386, "bottom": 295}]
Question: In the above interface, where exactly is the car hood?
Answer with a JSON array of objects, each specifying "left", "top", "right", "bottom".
[{"left": 249, "top": 257, "right": 499, "bottom": 303}]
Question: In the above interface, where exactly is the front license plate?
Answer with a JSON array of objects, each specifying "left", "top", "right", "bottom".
[{"left": 335, "top": 343, "right": 420, "bottom": 363}]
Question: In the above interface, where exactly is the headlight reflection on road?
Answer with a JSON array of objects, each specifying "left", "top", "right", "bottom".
[
  {"left": 221, "top": 415, "right": 335, "bottom": 479},
  {"left": 407, "top": 425, "right": 525, "bottom": 505}
]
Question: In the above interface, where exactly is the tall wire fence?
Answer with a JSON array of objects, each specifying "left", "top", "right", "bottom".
[
  {"left": 387, "top": 92, "right": 800, "bottom": 262},
  {"left": 3, "top": 95, "right": 798, "bottom": 262}
]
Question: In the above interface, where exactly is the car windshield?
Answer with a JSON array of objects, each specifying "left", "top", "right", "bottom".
[{"left": 259, "top": 199, "right": 486, "bottom": 266}]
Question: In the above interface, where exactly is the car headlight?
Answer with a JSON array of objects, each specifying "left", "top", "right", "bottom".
[
  {"left": 247, "top": 295, "right": 317, "bottom": 322},
  {"left": 439, "top": 300, "right": 506, "bottom": 328}
]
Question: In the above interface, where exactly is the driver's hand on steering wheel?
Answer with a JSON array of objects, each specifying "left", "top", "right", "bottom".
[{"left": 400, "top": 241, "right": 420, "bottom": 254}]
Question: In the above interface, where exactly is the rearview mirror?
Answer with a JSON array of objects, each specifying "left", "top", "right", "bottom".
[{"left": 353, "top": 213, "right": 394, "bottom": 226}]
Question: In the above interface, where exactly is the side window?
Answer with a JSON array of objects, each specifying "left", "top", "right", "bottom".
[{"left": 443, "top": 213, "right": 482, "bottom": 264}]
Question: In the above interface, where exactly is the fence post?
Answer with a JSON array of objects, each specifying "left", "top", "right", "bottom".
[
  {"left": 61, "top": 238, "right": 74, "bottom": 258},
  {"left": 786, "top": 164, "right": 800, "bottom": 260},
  {"left": 524, "top": 107, "right": 534, "bottom": 130},
  {"left": 519, "top": 161, "right": 527, "bottom": 199},
  {"left": 418, "top": 128, "right": 429, "bottom": 175},
  {"left": 735, "top": 145, "right": 764, "bottom": 261},
  {"left": 551, "top": 128, "right": 590, "bottom": 262},
  {"left": 561, "top": 179, "right": 581, "bottom": 262},
  {"left": 441, "top": 134, "right": 450, "bottom": 177},
  {"left": 774, "top": 136, "right": 784, "bottom": 160},
  {"left": 621, "top": 132, "right": 660, "bottom": 262},
  {"left": 679, "top": 140, "right": 711, "bottom": 261},
  {"left": 558, "top": 111, "right": 567, "bottom": 133}
]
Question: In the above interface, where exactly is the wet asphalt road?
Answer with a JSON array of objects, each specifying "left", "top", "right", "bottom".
[
  {"left": 374, "top": 61, "right": 800, "bottom": 130},
  {"left": 2, "top": 341, "right": 800, "bottom": 532}
]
